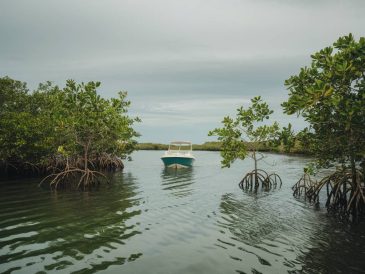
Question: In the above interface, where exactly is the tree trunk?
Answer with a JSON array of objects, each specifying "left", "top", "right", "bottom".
[
  {"left": 253, "top": 150, "right": 258, "bottom": 186},
  {"left": 84, "top": 139, "right": 90, "bottom": 171},
  {"left": 350, "top": 155, "right": 357, "bottom": 186}
]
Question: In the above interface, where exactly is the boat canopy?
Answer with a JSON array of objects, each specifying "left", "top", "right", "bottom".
[
  {"left": 170, "top": 141, "right": 192, "bottom": 145},
  {"left": 168, "top": 141, "right": 192, "bottom": 151}
]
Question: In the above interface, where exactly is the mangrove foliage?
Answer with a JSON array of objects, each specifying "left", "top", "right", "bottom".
[
  {"left": 284, "top": 34, "right": 365, "bottom": 221},
  {"left": 208, "top": 96, "right": 282, "bottom": 191},
  {"left": 0, "top": 77, "right": 140, "bottom": 189}
]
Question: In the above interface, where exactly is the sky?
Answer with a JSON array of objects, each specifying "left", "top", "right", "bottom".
[{"left": 1, "top": 0, "right": 364, "bottom": 144}]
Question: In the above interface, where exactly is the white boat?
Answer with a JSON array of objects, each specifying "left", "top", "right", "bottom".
[{"left": 161, "top": 141, "right": 195, "bottom": 168}]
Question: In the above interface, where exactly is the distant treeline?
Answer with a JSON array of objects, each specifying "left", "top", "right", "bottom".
[
  {"left": 137, "top": 141, "right": 310, "bottom": 154},
  {"left": 136, "top": 142, "right": 222, "bottom": 151}
]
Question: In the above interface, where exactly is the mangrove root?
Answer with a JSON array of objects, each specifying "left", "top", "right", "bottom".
[
  {"left": 1, "top": 153, "right": 124, "bottom": 176},
  {"left": 239, "top": 169, "right": 282, "bottom": 191},
  {"left": 292, "top": 169, "right": 365, "bottom": 221},
  {"left": 92, "top": 153, "right": 124, "bottom": 171},
  {"left": 39, "top": 161, "right": 107, "bottom": 190}
]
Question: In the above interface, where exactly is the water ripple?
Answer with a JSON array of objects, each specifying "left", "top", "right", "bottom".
[{"left": 1, "top": 151, "right": 365, "bottom": 273}]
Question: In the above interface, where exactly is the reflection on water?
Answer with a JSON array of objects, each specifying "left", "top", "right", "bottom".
[
  {"left": 1, "top": 151, "right": 365, "bottom": 274},
  {"left": 217, "top": 193, "right": 303, "bottom": 273},
  {"left": 217, "top": 189, "right": 365, "bottom": 273},
  {"left": 160, "top": 167, "right": 195, "bottom": 197},
  {"left": 0, "top": 172, "right": 143, "bottom": 273},
  {"left": 295, "top": 220, "right": 365, "bottom": 273}
]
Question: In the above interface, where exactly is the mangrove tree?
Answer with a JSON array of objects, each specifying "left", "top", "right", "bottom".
[{"left": 283, "top": 34, "right": 365, "bottom": 221}]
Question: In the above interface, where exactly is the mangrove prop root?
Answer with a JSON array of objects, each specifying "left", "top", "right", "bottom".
[
  {"left": 1, "top": 153, "right": 124, "bottom": 176},
  {"left": 93, "top": 153, "right": 124, "bottom": 171},
  {"left": 239, "top": 169, "right": 282, "bottom": 191},
  {"left": 292, "top": 169, "right": 365, "bottom": 221},
  {"left": 39, "top": 162, "right": 107, "bottom": 190}
]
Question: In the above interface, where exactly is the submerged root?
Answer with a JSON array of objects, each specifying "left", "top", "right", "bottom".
[
  {"left": 39, "top": 161, "right": 107, "bottom": 190},
  {"left": 292, "top": 169, "right": 365, "bottom": 221},
  {"left": 292, "top": 173, "right": 316, "bottom": 199},
  {"left": 93, "top": 153, "right": 124, "bottom": 171},
  {"left": 239, "top": 169, "right": 282, "bottom": 191},
  {"left": 0, "top": 160, "right": 42, "bottom": 175},
  {"left": 0, "top": 153, "right": 124, "bottom": 178}
]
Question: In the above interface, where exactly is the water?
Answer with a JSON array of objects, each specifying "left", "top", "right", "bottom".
[{"left": 1, "top": 151, "right": 365, "bottom": 274}]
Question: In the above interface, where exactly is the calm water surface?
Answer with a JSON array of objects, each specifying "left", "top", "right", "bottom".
[{"left": 1, "top": 151, "right": 365, "bottom": 274}]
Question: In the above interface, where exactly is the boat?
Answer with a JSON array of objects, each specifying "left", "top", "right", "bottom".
[{"left": 161, "top": 141, "right": 195, "bottom": 168}]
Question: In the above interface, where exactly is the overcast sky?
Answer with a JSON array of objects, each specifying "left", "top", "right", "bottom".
[{"left": 1, "top": 0, "right": 364, "bottom": 143}]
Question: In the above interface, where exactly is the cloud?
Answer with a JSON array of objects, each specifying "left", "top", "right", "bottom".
[
  {"left": 0, "top": 0, "right": 364, "bottom": 142},
  {"left": 135, "top": 97, "right": 250, "bottom": 126}
]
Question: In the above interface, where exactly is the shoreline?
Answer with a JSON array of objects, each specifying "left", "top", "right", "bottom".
[{"left": 136, "top": 142, "right": 312, "bottom": 156}]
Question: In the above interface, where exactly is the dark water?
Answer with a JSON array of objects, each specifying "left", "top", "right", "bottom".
[{"left": 1, "top": 151, "right": 365, "bottom": 274}]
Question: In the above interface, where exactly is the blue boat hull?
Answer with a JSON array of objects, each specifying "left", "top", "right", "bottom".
[{"left": 161, "top": 157, "right": 195, "bottom": 167}]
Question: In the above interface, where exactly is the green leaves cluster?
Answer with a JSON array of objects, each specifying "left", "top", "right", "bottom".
[
  {"left": 278, "top": 123, "right": 296, "bottom": 153},
  {"left": 208, "top": 96, "right": 279, "bottom": 167},
  {"left": 0, "top": 77, "right": 140, "bottom": 173},
  {"left": 282, "top": 34, "right": 365, "bottom": 169},
  {"left": 53, "top": 80, "right": 140, "bottom": 162},
  {"left": 0, "top": 77, "right": 55, "bottom": 165}
]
